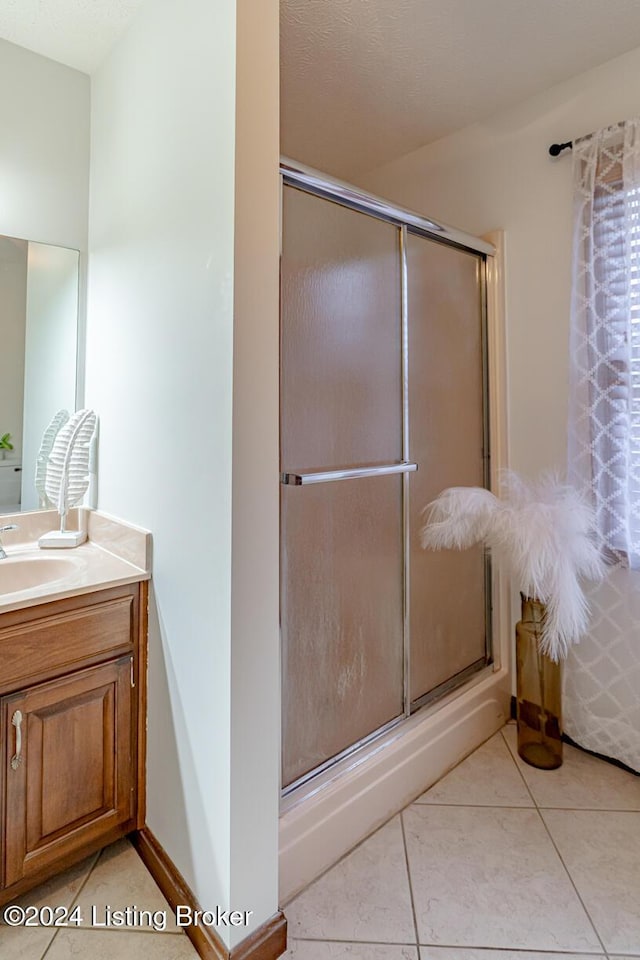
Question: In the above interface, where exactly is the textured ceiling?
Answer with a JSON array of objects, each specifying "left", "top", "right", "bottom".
[
  {"left": 281, "top": 0, "right": 640, "bottom": 178},
  {"left": 4, "top": 0, "right": 640, "bottom": 157},
  {"left": 0, "top": 0, "right": 145, "bottom": 73}
]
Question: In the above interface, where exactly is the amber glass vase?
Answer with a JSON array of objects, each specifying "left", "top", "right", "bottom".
[{"left": 516, "top": 595, "right": 563, "bottom": 769}]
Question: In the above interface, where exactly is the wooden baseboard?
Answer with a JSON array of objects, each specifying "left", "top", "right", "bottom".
[
  {"left": 231, "top": 913, "right": 287, "bottom": 960},
  {"left": 132, "top": 829, "right": 227, "bottom": 960},
  {"left": 132, "top": 828, "right": 287, "bottom": 960}
]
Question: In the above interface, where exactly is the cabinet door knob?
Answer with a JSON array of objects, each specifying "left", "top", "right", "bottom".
[{"left": 10, "top": 710, "right": 23, "bottom": 770}]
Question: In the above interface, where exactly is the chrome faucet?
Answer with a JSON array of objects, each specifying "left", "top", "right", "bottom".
[{"left": 0, "top": 524, "right": 19, "bottom": 560}]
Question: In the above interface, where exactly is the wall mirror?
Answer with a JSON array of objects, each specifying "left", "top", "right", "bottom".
[{"left": 0, "top": 235, "right": 80, "bottom": 515}]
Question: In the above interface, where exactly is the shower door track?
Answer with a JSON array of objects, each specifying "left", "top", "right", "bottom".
[
  {"left": 282, "top": 714, "right": 406, "bottom": 799},
  {"left": 280, "top": 159, "right": 495, "bottom": 802},
  {"left": 280, "top": 157, "right": 495, "bottom": 257}
]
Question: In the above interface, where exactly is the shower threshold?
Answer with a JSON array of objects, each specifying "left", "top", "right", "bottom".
[{"left": 281, "top": 656, "right": 489, "bottom": 812}]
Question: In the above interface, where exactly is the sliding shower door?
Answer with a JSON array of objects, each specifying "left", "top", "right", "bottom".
[
  {"left": 406, "top": 231, "right": 488, "bottom": 706},
  {"left": 280, "top": 187, "right": 407, "bottom": 788},
  {"left": 280, "top": 177, "right": 490, "bottom": 792}
]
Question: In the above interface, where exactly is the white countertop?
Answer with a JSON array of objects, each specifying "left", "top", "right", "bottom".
[{"left": 0, "top": 510, "right": 151, "bottom": 615}]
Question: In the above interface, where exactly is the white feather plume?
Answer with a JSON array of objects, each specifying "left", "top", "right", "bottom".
[
  {"left": 421, "top": 486, "right": 500, "bottom": 550},
  {"left": 44, "top": 409, "right": 97, "bottom": 527},
  {"left": 35, "top": 409, "right": 70, "bottom": 508},
  {"left": 421, "top": 471, "right": 607, "bottom": 661}
]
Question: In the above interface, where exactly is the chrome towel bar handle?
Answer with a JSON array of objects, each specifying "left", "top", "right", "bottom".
[{"left": 281, "top": 462, "right": 418, "bottom": 486}]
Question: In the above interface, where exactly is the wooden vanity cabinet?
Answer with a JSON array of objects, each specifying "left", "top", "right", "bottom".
[{"left": 0, "top": 581, "right": 147, "bottom": 903}]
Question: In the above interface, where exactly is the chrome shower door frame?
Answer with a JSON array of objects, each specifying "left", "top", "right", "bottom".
[{"left": 280, "top": 160, "right": 494, "bottom": 799}]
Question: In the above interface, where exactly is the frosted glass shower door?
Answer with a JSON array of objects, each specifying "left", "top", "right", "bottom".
[
  {"left": 280, "top": 186, "right": 406, "bottom": 789},
  {"left": 406, "top": 231, "right": 489, "bottom": 705}
]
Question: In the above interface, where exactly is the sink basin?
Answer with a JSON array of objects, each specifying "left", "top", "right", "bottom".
[{"left": 0, "top": 557, "right": 76, "bottom": 595}]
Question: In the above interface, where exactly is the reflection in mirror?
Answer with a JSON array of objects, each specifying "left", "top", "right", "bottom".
[{"left": 0, "top": 236, "right": 79, "bottom": 515}]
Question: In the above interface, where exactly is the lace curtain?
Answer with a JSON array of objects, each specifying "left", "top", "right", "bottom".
[{"left": 566, "top": 119, "right": 640, "bottom": 772}]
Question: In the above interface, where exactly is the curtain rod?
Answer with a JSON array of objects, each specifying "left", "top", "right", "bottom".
[
  {"left": 548, "top": 141, "right": 573, "bottom": 157},
  {"left": 549, "top": 120, "right": 628, "bottom": 158}
]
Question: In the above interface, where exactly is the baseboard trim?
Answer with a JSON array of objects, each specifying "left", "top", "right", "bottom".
[
  {"left": 132, "top": 829, "right": 226, "bottom": 960},
  {"left": 133, "top": 828, "right": 287, "bottom": 960},
  {"left": 231, "top": 913, "right": 287, "bottom": 960}
]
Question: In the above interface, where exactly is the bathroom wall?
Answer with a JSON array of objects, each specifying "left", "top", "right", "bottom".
[
  {"left": 0, "top": 38, "right": 89, "bottom": 251},
  {"left": 361, "top": 41, "right": 640, "bottom": 480},
  {"left": 361, "top": 42, "right": 640, "bottom": 724},
  {"left": 230, "top": 0, "right": 280, "bottom": 944},
  {"left": 86, "top": 0, "right": 280, "bottom": 946}
]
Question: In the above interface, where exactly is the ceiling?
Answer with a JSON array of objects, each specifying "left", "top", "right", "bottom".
[
  {"left": 281, "top": 0, "right": 640, "bottom": 178},
  {"left": 2, "top": 0, "right": 640, "bottom": 170},
  {"left": 0, "top": 0, "right": 145, "bottom": 74}
]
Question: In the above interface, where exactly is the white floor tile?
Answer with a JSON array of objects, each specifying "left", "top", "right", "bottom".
[
  {"left": 45, "top": 928, "right": 199, "bottom": 959},
  {"left": 0, "top": 926, "right": 57, "bottom": 960},
  {"left": 403, "top": 804, "right": 600, "bottom": 952},
  {"left": 285, "top": 816, "right": 415, "bottom": 944},
  {"left": 415, "top": 733, "right": 533, "bottom": 807},
  {"left": 419, "top": 950, "right": 605, "bottom": 960},
  {"left": 502, "top": 724, "right": 640, "bottom": 810},
  {"left": 0, "top": 852, "right": 97, "bottom": 921},
  {"left": 542, "top": 809, "right": 640, "bottom": 954},
  {"left": 286, "top": 942, "right": 418, "bottom": 959},
  {"left": 0, "top": 853, "right": 98, "bottom": 960},
  {"left": 72, "top": 839, "right": 181, "bottom": 934}
]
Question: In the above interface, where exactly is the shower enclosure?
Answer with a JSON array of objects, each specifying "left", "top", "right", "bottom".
[{"left": 280, "top": 161, "right": 493, "bottom": 794}]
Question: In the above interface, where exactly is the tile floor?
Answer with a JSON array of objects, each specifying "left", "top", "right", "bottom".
[
  {"left": 0, "top": 838, "right": 200, "bottom": 960},
  {"left": 283, "top": 723, "right": 640, "bottom": 960},
  {"left": 1, "top": 722, "right": 638, "bottom": 959}
]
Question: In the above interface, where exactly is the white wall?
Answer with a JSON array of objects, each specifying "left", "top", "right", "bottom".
[
  {"left": 362, "top": 43, "right": 640, "bottom": 733},
  {"left": 0, "top": 39, "right": 89, "bottom": 252},
  {"left": 87, "top": 0, "right": 280, "bottom": 945},
  {"left": 362, "top": 42, "right": 640, "bottom": 478},
  {"left": 87, "top": 0, "right": 235, "bottom": 922},
  {"left": 230, "top": 0, "right": 280, "bottom": 947}
]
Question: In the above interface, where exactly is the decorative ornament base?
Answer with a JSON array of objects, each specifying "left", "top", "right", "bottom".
[
  {"left": 39, "top": 530, "right": 87, "bottom": 549},
  {"left": 516, "top": 595, "right": 563, "bottom": 770}
]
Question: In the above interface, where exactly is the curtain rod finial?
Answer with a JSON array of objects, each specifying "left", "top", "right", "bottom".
[{"left": 549, "top": 141, "right": 573, "bottom": 157}]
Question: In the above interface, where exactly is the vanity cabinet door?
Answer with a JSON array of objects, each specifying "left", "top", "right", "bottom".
[{"left": 2, "top": 657, "right": 134, "bottom": 887}]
